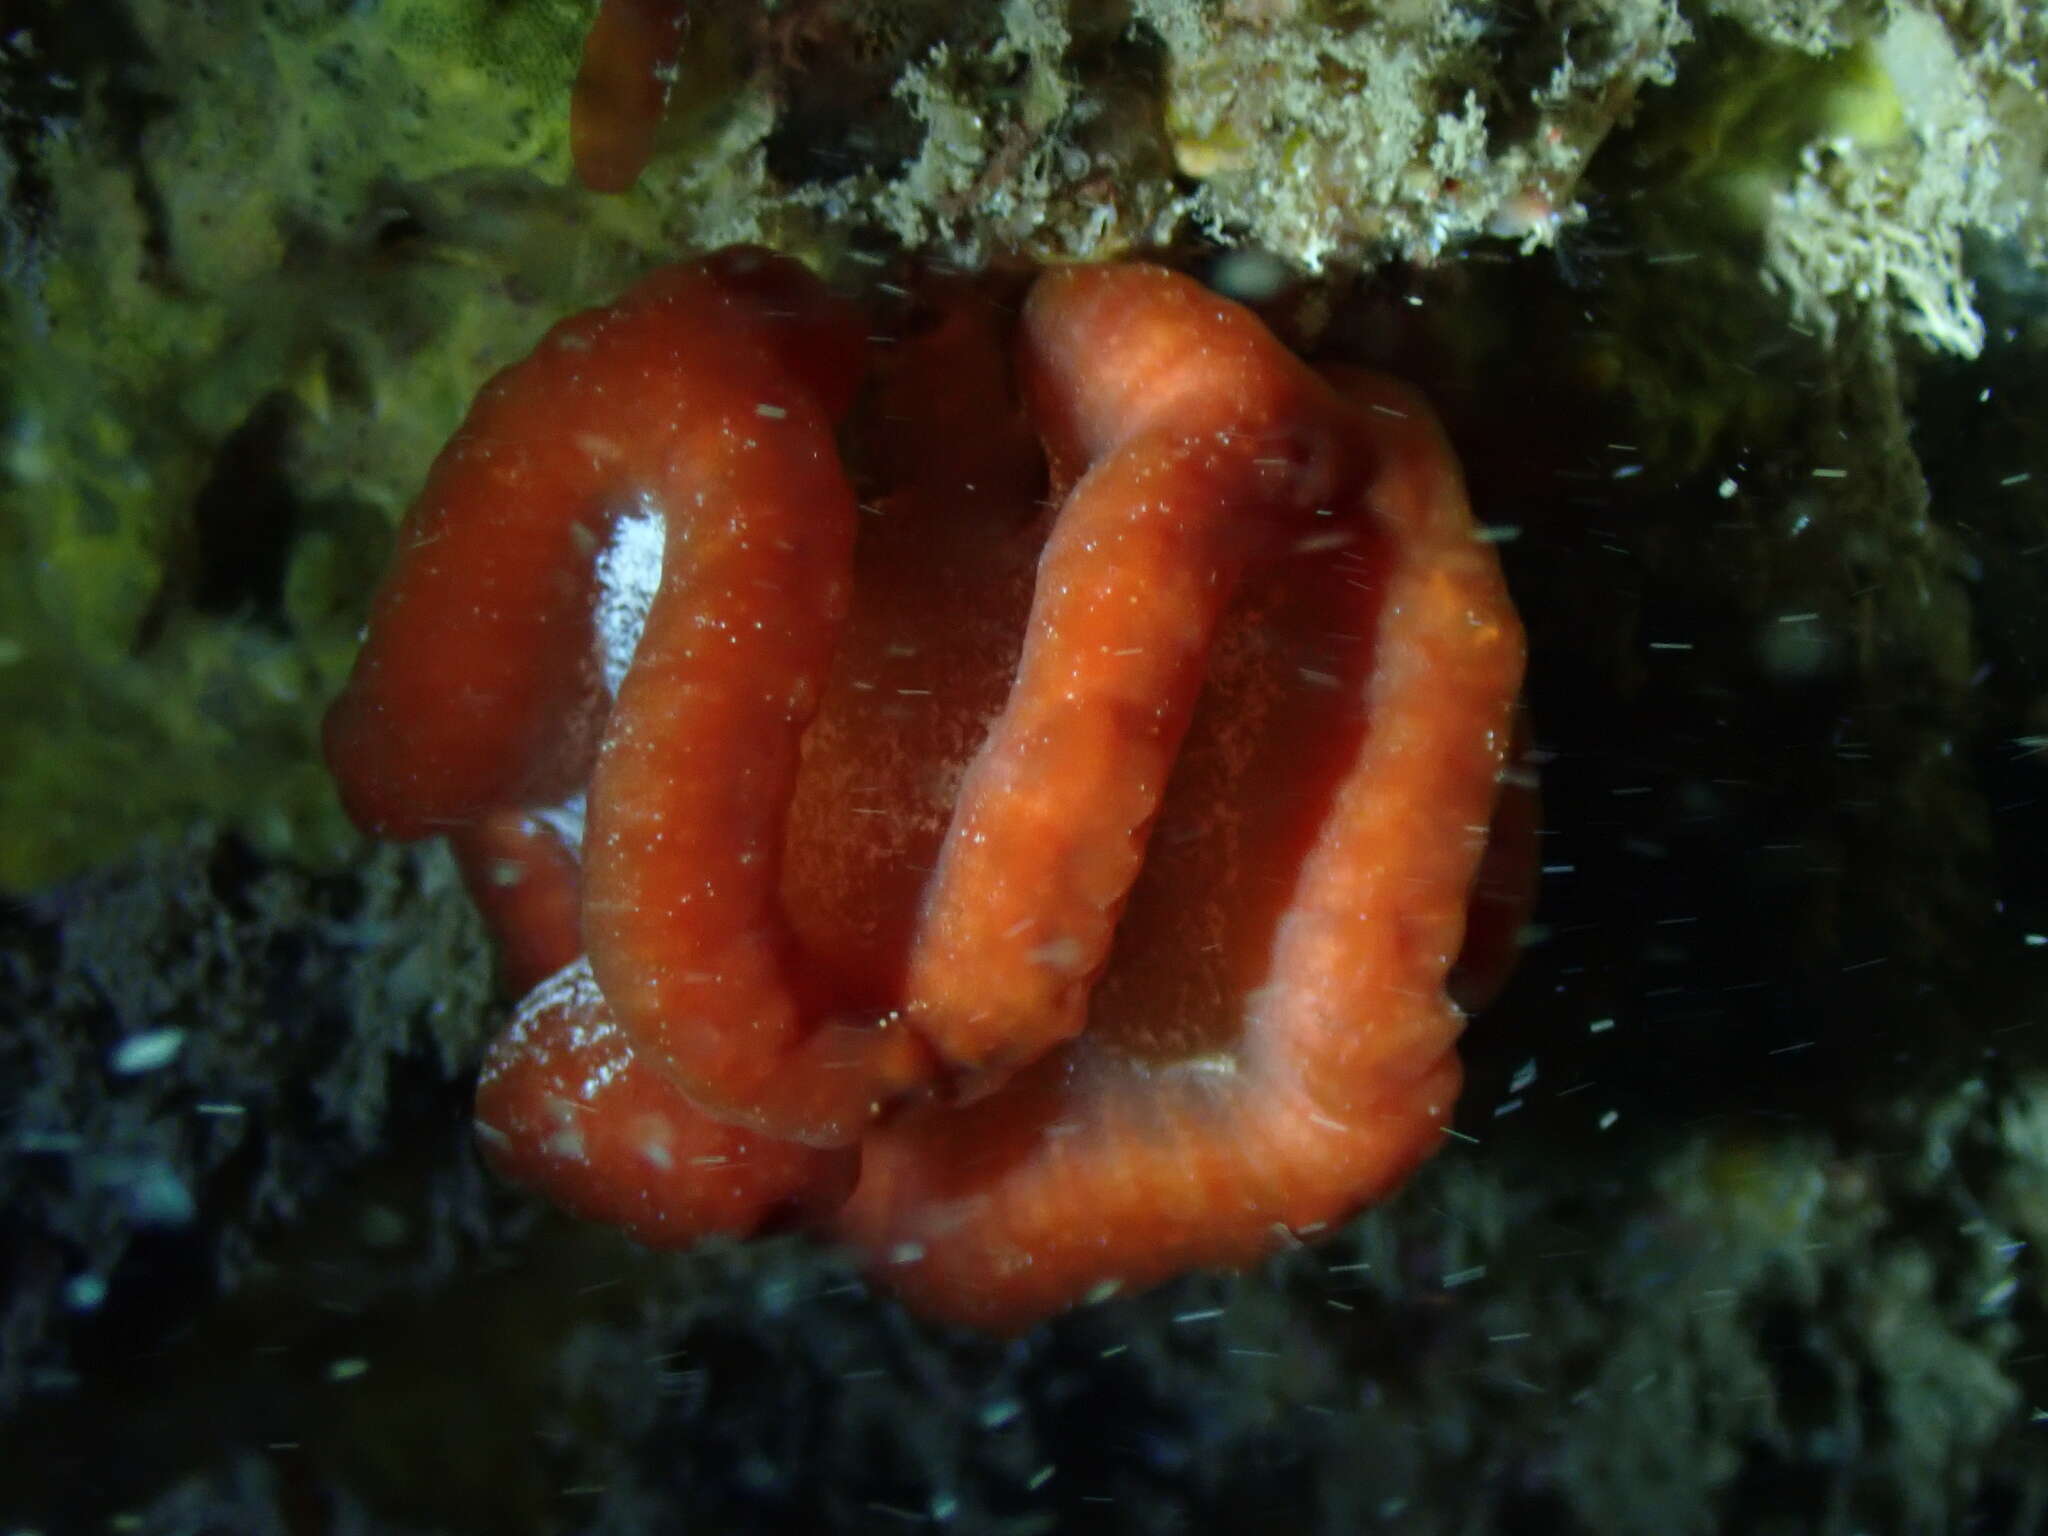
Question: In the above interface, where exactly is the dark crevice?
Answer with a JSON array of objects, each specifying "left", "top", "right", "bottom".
[{"left": 186, "top": 393, "right": 306, "bottom": 632}]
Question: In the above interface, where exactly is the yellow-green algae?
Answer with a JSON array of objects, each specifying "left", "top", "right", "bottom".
[{"left": 0, "top": 0, "right": 641, "bottom": 888}]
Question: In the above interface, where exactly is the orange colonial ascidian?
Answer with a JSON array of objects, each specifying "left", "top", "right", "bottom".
[{"left": 323, "top": 245, "right": 1532, "bottom": 1330}]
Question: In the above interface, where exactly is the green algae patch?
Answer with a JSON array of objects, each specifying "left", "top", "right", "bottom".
[
  {"left": 0, "top": 204, "right": 639, "bottom": 888},
  {"left": 0, "top": 0, "right": 648, "bottom": 890},
  {"left": 0, "top": 312, "right": 359, "bottom": 888},
  {"left": 129, "top": 0, "right": 588, "bottom": 292}
]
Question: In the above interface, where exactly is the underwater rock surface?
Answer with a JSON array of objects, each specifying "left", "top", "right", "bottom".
[{"left": 2, "top": 1, "right": 2046, "bottom": 1530}]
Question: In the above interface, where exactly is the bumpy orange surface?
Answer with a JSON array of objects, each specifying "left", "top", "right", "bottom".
[{"left": 325, "top": 245, "right": 1527, "bottom": 1329}]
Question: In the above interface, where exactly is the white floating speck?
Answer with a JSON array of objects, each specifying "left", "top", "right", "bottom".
[{"left": 111, "top": 1028, "right": 185, "bottom": 1075}]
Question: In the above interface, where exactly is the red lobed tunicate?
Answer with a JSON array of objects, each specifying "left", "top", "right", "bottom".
[{"left": 325, "top": 245, "right": 1529, "bottom": 1329}]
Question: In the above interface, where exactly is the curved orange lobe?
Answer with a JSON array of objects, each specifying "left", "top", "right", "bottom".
[
  {"left": 475, "top": 962, "right": 854, "bottom": 1243},
  {"left": 324, "top": 246, "right": 864, "bottom": 843},
  {"left": 836, "top": 269, "right": 1525, "bottom": 1328},
  {"left": 330, "top": 250, "right": 1528, "bottom": 1328},
  {"left": 449, "top": 810, "right": 585, "bottom": 997},
  {"left": 571, "top": 0, "right": 689, "bottom": 193}
]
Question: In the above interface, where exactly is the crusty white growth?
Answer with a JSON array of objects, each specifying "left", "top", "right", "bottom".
[
  {"left": 483, "top": 958, "right": 635, "bottom": 1113},
  {"left": 1759, "top": 6, "right": 2041, "bottom": 359},
  {"left": 534, "top": 793, "right": 586, "bottom": 858},
  {"left": 593, "top": 498, "right": 666, "bottom": 698}
]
